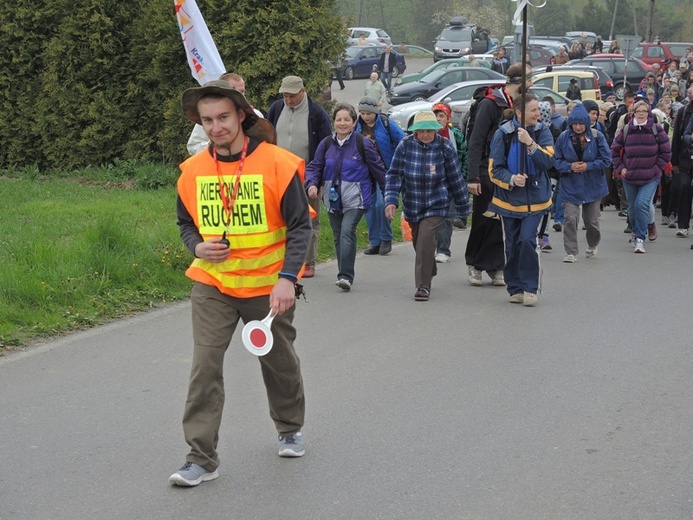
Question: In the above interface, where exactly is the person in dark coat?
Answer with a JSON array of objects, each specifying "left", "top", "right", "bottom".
[{"left": 565, "top": 78, "right": 582, "bottom": 101}]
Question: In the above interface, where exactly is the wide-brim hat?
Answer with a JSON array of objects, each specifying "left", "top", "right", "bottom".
[
  {"left": 409, "top": 110, "right": 443, "bottom": 131},
  {"left": 182, "top": 80, "right": 276, "bottom": 144}
]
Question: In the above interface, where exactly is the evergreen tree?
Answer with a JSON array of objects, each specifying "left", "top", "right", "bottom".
[{"left": 0, "top": 0, "right": 344, "bottom": 170}]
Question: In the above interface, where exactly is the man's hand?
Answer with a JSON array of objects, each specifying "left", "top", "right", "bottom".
[
  {"left": 512, "top": 173, "right": 528, "bottom": 187},
  {"left": 195, "top": 238, "right": 230, "bottom": 263},
  {"left": 468, "top": 182, "right": 481, "bottom": 196},
  {"left": 307, "top": 186, "right": 319, "bottom": 199},
  {"left": 385, "top": 204, "right": 397, "bottom": 220},
  {"left": 269, "top": 278, "right": 297, "bottom": 315}
]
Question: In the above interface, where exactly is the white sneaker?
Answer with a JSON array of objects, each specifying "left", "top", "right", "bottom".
[
  {"left": 435, "top": 253, "right": 450, "bottom": 263},
  {"left": 489, "top": 270, "right": 506, "bottom": 286},
  {"left": 336, "top": 279, "right": 352, "bottom": 291},
  {"left": 522, "top": 292, "right": 538, "bottom": 306},
  {"left": 563, "top": 254, "right": 577, "bottom": 263},
  {"left": 676, "top": 228, "right": 688, "bottom": 237},
  {"left": 585, "top": 246, "right": 598, "bottom": 258},
  {"left": 467, "top": 266, "right": 482, "bottom": 286},
  {"left": 633, "top": 238, "right": 646, "bottom": 253}
]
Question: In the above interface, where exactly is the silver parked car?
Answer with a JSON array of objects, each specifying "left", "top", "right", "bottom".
[{"left": 387, "top": 80, "right": 570, "bottom": 130}]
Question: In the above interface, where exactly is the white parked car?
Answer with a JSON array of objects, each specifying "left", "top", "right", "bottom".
[
  {"left": 347, "top": 27, "right": 392, "bottom": 46},
  {"left": 387, "top": 80, "right": 498, "bottom": 130}
]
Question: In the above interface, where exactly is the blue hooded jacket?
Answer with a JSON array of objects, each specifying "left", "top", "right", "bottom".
[{"left": 554, "top": 104, "right": 611, "bottom": 204}]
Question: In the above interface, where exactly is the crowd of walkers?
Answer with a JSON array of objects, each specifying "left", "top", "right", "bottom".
[
  {"left": 300, "top": 65, "right": 693, "bottom": 306},
  {"left": 182, "top": 68, "right": 692, "bottom": 309}
]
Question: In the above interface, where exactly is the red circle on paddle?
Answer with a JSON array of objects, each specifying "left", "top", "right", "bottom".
[{"left": 249, "top": 328, "right": 267, "bottom": 348}]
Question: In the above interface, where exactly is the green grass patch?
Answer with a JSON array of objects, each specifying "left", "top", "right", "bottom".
[
  {"left": 0, "top": 176, "right": 190, "bottom": 350},
  {"left": 0, "top": 172, "right": 405, "bottom": 351}
]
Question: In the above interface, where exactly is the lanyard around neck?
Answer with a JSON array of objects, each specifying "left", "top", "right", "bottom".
[{"left": 214, "top": 137, "right": 249, "bottom": 232}]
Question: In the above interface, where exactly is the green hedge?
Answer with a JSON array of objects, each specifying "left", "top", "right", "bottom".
[{"left": 0, "top": 0, "right": 344, "bottom": 171}]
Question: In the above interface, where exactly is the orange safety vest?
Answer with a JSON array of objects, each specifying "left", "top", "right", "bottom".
[{"left": 178, "top": 142, "right": 306, "bottom": 298}]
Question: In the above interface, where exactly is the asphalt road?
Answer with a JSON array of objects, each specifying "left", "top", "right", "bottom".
[{"left": 2, "top": 206, "right": 693, "bottom": 519}]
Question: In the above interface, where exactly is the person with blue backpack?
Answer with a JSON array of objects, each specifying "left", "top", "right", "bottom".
[{"left": 356, "top": 96, "right": 405, "bottom": 256}]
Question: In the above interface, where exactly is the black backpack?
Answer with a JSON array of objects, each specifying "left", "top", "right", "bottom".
[{"left": 461, "top": 84, "right": 506, "bottom": 146}]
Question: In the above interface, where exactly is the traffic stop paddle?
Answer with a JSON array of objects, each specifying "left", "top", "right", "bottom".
[{"left": 241, "top": 311, "right": 276, "bottom": 356}]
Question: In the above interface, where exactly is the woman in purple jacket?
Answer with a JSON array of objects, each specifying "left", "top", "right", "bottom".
[
  {"left": 305, "top": 103, "right": 386, "bottom": 291},
  {"left": 611, "top": 100, "right": 671, "bottom": 253}
]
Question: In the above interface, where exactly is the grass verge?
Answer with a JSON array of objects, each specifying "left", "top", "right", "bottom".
[{"left": 0, "top": 174, "right": 403, "bottom": 352}]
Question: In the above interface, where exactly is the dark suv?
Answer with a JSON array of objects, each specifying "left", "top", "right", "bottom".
[
  {"left": 433, "top": 17, "right": 489, "bottom": 62},
  {"left": 567, "top": 56, "right": 650, "bottom": 100}
]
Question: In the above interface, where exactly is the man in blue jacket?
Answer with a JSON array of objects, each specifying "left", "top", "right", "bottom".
[{"left": 267, "top": 76, "right": 332, "bottom": 278}]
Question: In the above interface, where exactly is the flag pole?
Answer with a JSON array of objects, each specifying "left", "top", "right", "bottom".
[{"left": 520, "top": 2, "right": 528, "bottom": 173}]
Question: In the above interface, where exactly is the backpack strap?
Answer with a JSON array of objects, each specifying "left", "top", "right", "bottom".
[
  {"left": 380, "top": 113, "right": 390, "bottom": 129},
  {"left": 498, "top": 120, "right": 516, "bottom": 158}
]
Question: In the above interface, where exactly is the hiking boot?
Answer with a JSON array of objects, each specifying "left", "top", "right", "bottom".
[
  {"left": 633, "top": 238, "right": 646, "bottom": 254},
  {"left": 585, "top": 246, "right": 598, "bottom": 258},
  {"left": 414, "top": 287, "right": 430, "bottom": 301},
  {"left": 435, "top": 253, "right": 450, "bottom": 263},
  {"left": 676, "top": 228, "right": 689, "bottom": 237},
  {"left": 453, "top": 217, "right": 467, "bottom": 229},
  {"left": 169, "top": 462, "right": 219, "bottom": 487},
  {"left": 302, "top": 266, "right": 315, "bottom": 278},
  {"left": 522, "top": 292, "right": 538, "bottom": 306},
  {"left": 278, "top": 431, "right": 305, "bottom": 457},
  {"left": 467, "top": 266, "right": 482, "bottom": 286},
  {"left": 379, "top": 241, "right": 392, "bottom": 255},
  {"left": 508, "top": 292, "right": 524, "bottom": 304},
  {"left": 647, "top": 223, "right": 657, "bottom": 241},
  {"left": 552, "top": 222, "right": 563, "bottom": 232},
  {"left": 563, "top": 254, "right": 577, "bottom": 263},
  {"left": 539, "top": 234, "right": 552, "bottom": 251},
  {"left": 489, "top": 270, "right": 506, "bottom": 286},
  {"left": 336, "top": 279, "right": 352, "bottom": 291},
  {"left": 363, "top": 244, "right": 380, "bottom": 255}
]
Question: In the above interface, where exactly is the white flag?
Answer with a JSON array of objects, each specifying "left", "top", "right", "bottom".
[
  {"left": 175, "top": 0, "right": 226, "bottom": 85},
  {"left": 511, "top": 0, "right": 547, "bottom": 26}
]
